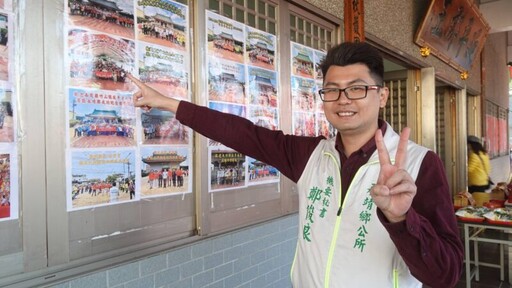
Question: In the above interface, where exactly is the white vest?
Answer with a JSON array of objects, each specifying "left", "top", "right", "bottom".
[{"left": 291, "top": 124, "right": 428, "bottom": 288}]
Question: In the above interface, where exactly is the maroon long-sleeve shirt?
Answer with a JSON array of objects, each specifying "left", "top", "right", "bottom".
[{"left": 176, "top": 100, "right": 463, "bottom": 287}]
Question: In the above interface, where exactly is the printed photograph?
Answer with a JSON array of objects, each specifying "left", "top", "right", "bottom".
[
  {"left": 69, "top": 149, "right": 136, "bottom": 210},
  {"left": 0, "top": 153, "right": 10, "bottom": 219},
  {"left": 68, "top": 88, "right": 136, "bottom": 148},
  {"left": 247, "top": 66, "right": 277, "bottom": 108},
  {"left": 293, "top": 111, "right": 316, "bottom": 137},
  {"left": 0, "top": 88, "right": 14, "bottom": 142},
  {"left": 0, "top": 0, "right": 12, "bottom": 11},
  {"left": 291, "top": 42, "right": 314, "bottom": 79},
  {"left": 208, "top": 58, "right": 246, "bottom": 105},
  {"left": 136, "top": 0, "right": 188, "bottom": 50},
  {"left": 206, "top": 10, "right": 244, "bottom": 63},
  {"left": 248, "top": 106, "right": 278, "bottom": 131},
  {"left": 314, "top": 50, "right": 326, "bottom": 81},
  {"left": 67, "top": 0, "right": 135, "bottom": 40},
  {"left": 68, "top": 28, "right": 135, "bottom": 91},
  {"left": 140, "top": 146, "right": 190, "bottom": 197},
  {"left": 209, "top": 148, "right": 246, "bottom": 192},
  {"left": 139, "top": 42, "right": 189, "bottom": 98},
  {"left": 0, "top": 13, "right": 9, "bottom": 82},
  {"left": 291, "top": 76, "right": 315, "bottom": 112},
  {"left": 245, "top": 26, "right": 275, "bottom": 70},
  {"left": 247, "top": 156, "right": 279, "bottom": 185},
  {"left": 141, "top": 109, "right": 189, "bottom": 145},
  {"left": 316, "top": 112, "right": 336, "bottom": 139}
]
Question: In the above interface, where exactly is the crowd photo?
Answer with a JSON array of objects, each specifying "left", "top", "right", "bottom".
[{"left": 68, "top": 0, "right": 135, "bottom": 39}]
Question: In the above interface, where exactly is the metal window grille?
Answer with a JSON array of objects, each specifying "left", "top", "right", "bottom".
[{"left": 208, "top": 0, "right": 278, "bottom": 34}]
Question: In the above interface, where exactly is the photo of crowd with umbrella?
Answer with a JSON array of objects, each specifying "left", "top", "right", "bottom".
[
  {"left": 205, "top": 11, "right": 280, "bottom": 192},
  {"left": 64, "top": 0, "right": 193, "bottom": 211},
  {"left": 67, "top": 28, "right": 135, "bottom": 91},
  {"left": 291, "top": 43, "right": 335, "bottom": 138},
  {"left": 69, "top": 150, "right": 136, "bottom": 210},
  {"left": 68, "top": 87, "right": 136, "bottom": 148}
]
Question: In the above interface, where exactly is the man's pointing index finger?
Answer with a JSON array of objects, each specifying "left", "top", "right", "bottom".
[{"left": 127, "top": 74, "right": 144, "bottom": 88}]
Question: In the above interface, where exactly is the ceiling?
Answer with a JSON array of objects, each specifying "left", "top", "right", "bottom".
[{"left": 478, "top": 0, "right": 512, "bottom": 63}]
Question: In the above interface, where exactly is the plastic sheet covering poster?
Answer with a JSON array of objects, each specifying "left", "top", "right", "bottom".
[
  {"left": 65, "top": 0, "right": 192, "bottom": 211},
  {"left": 291, "top": 42, "right": 335, "bottom": 138},
  {"left": 0, "top": 2, "right": 19, "bottom": 221},
  {"left": 206, "top": 11, "right": 279, "bottom": 191}
]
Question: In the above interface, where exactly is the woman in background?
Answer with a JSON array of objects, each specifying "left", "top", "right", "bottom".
[{"left": 467, "top": 135, "right": 491, "bottom": 193}]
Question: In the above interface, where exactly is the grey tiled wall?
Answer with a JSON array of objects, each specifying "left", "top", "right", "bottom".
[{"left": 49, "top": 214, "right": 298, "bottom": 288}]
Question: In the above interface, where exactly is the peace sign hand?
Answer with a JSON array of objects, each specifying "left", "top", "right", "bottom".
[
  {"left": 370, "top": 127, "right": 416, "bottom": 223},
  {"left": 128, "top": 74, "right": 179, "bottom": 113}
]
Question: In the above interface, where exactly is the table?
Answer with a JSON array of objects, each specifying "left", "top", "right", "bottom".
[{"left": 460, "top": 220, "right": 512, "bottom": 287}]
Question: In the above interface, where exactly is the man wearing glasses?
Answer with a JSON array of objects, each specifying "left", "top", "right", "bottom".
[{"left": 129, "top": 42, "right": 463, "bottom": 288}]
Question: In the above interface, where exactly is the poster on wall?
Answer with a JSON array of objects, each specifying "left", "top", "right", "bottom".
[
  {"left": 67, "top": 28, "right": 135, "bottom": 92},
  {"left": 68, "top": 87, "right": 136, "bottom": 148},
  {"left": 140, "top": 146, "right": 191, "bottom": 197},
  {"left": 209, "top": 147, "right": 246, "bottom": 192},
  {"left": 0, "top": 151, "right": 18, "bottom": 221},
  {"left": 206, "top": 10, "right": 244, "bottom": 63},
  {"left": 0, "top": 7, "right": 16, "bottom": 221},
  {"left": 67, "top": 0, "right": 135, "bottom": 40},
  {"left": 136, "top": 0, "right": 188, "bottom": 51},
  {"left": 68, "top": 149, "right": 137, "bottom": 211},
  {"left": 64, "top": 0, "right": 194, "bottom": 209},
  {"left": 290, "top": 42, "right": 335, "bottom": 138},
  {"left": 245, "top": 26, "right": 276, "bottom": 71},
  {"left": 205, "top": 11, "right": 281, "bottom": 192}
]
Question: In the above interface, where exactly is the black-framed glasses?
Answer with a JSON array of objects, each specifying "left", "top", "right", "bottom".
[{"left": 318, "top": 85, "right": 382, "bottom": 102}]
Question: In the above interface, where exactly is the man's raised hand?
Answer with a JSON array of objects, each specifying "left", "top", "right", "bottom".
[{"left": 370, "top": 127, "right": 416, "bottom": 223}]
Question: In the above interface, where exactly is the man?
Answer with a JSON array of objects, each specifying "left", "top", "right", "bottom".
[
  {"left": 129, "top": 42, "right": 463, "bottom": 287},
  {"left": 109, "top": 181, "right": 119, "bottom": 203}
]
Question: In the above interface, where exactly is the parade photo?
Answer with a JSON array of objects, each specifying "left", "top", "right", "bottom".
[{"left": 69, "top": 150, "right": 136, "bottom": 210}]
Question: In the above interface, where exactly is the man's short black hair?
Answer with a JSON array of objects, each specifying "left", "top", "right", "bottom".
[{"left": 320, "top": 42, "right": 384, "bottom": 85}]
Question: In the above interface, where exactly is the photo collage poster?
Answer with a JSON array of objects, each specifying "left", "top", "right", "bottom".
[
  {"left": 65, "top": 0, "right": 192, "bottom": 211},
  {"left": 0, "top": 0, "right": 19, "bottom": 222},
  {"left": 206, "top": 11, "right": 279, "bottom": 192},
  {"left": 291, "top": 42, "right": 335, "bottom": 139}
]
